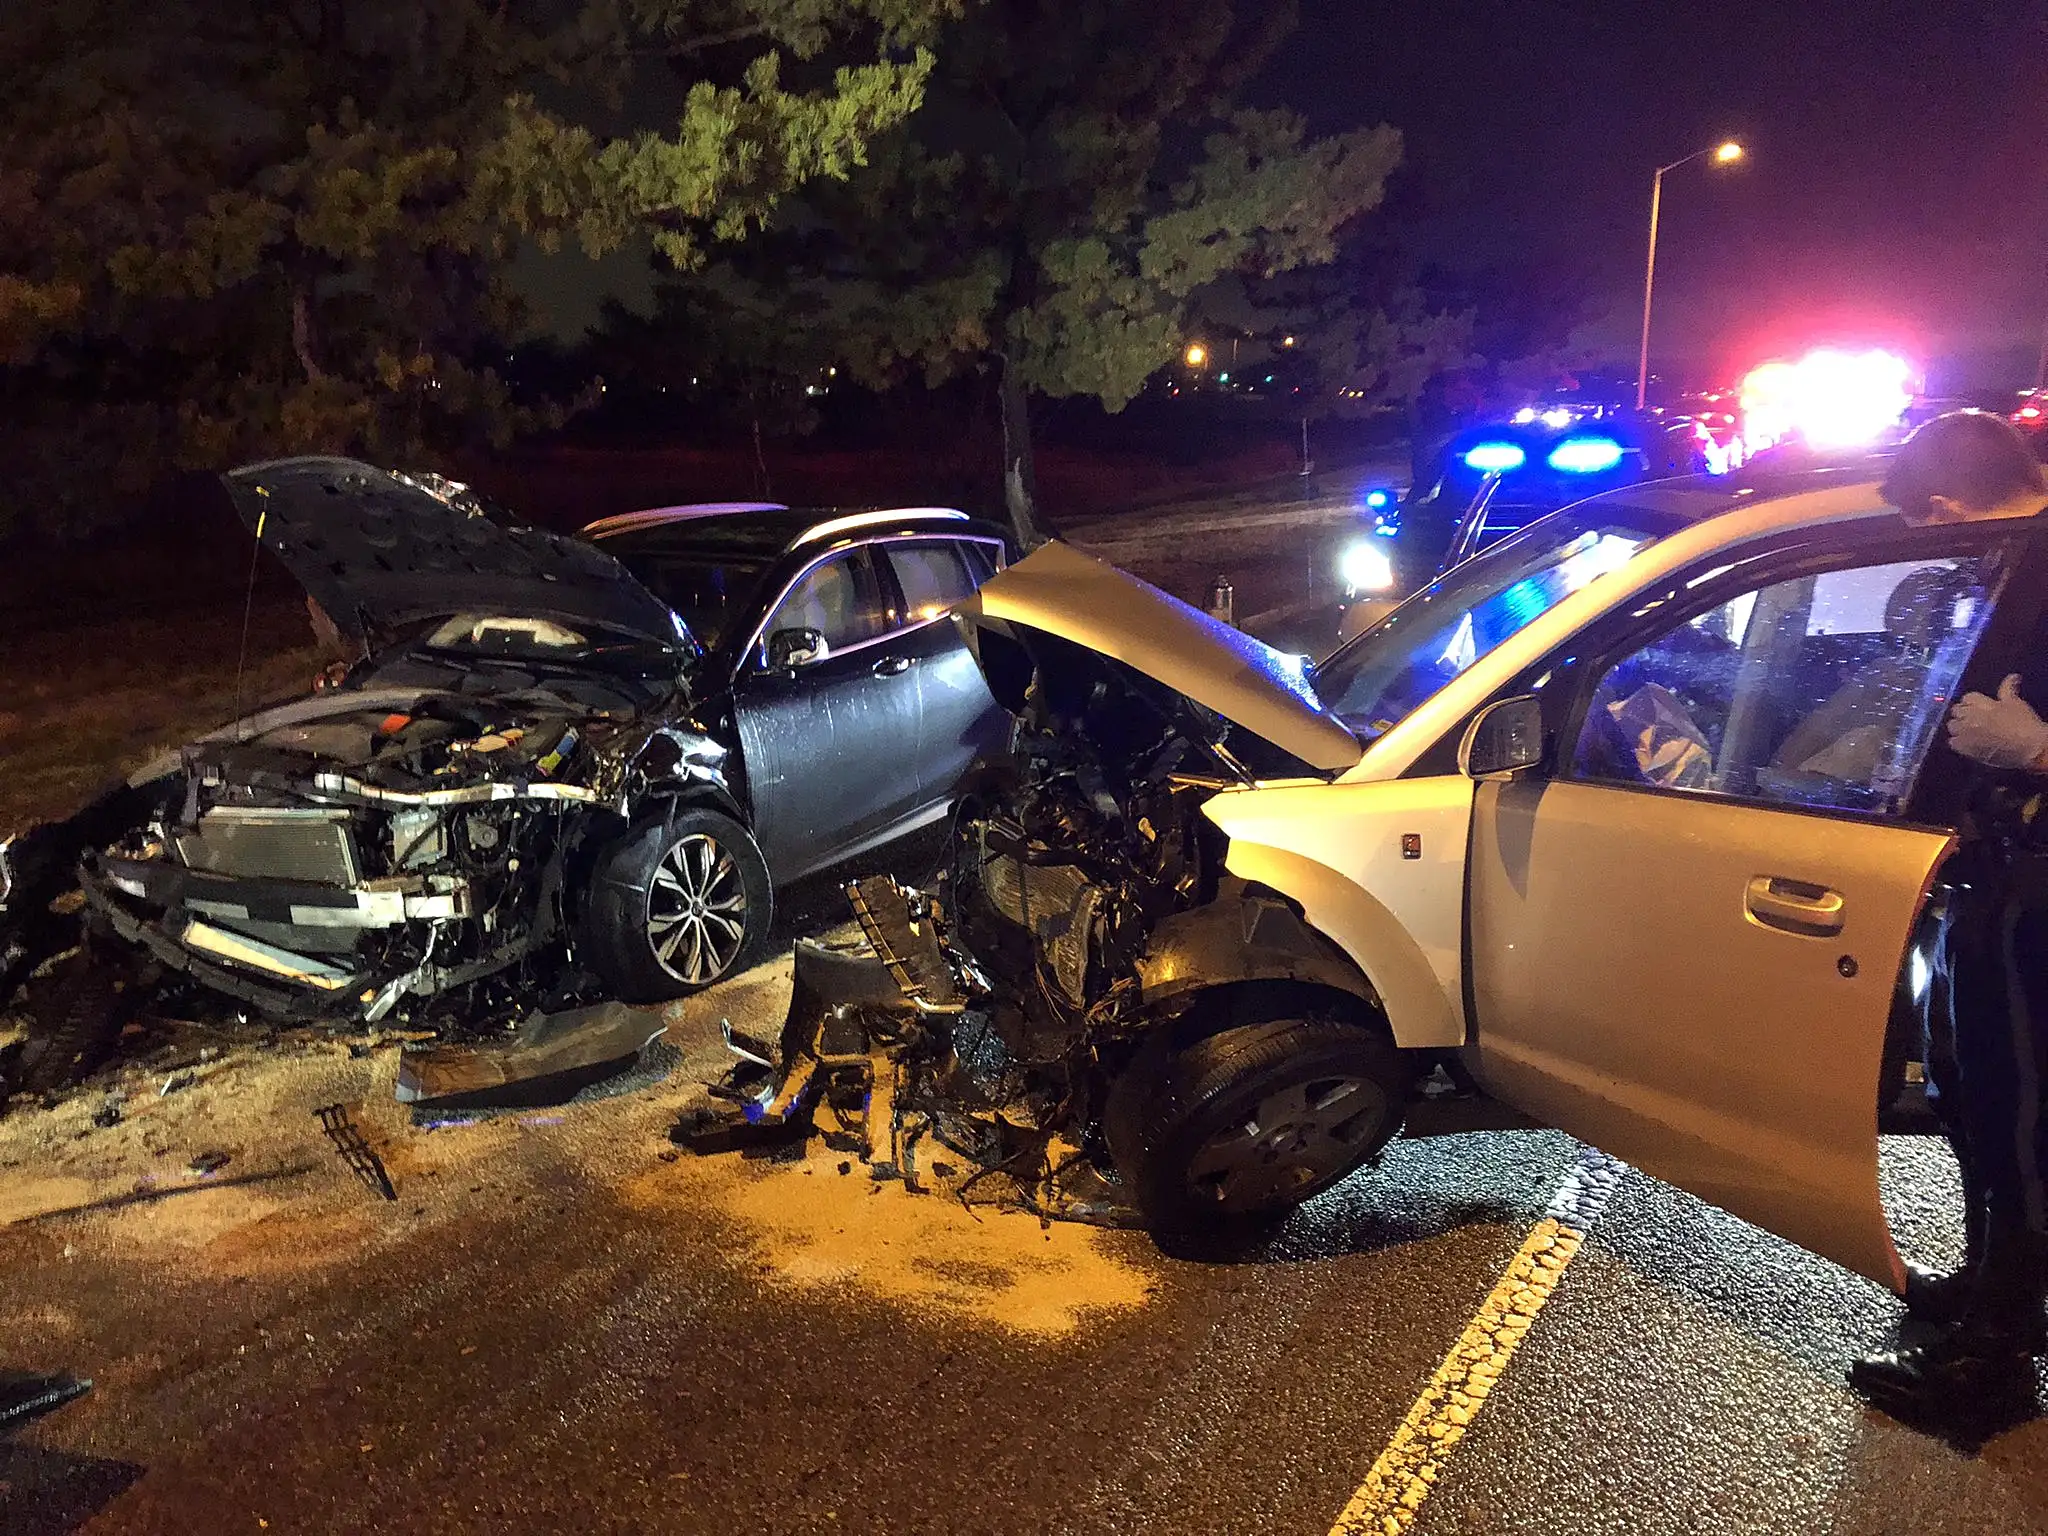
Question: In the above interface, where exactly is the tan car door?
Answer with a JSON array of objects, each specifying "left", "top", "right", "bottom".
[
  {"left": 1465, "top": 543, "right": 2013, "bottom": 1288},
  {"left": 1468, "top": 780, "right": 1944, "bottom": 1286}
]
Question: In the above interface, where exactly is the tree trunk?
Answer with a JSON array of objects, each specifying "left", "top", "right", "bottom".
[
  {"left": 291, "top": 287, "right": 327, "bottom": 384},
  {"left": 998, "top": 349, "right": 1046, "bottom": 549},
  {"left": 751, "top": 414, "right": 772, "bottom": 498}
]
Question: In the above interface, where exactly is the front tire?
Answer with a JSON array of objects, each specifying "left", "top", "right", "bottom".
[
  {"left": 1104, "top": 986, "right": 1415, "bottom": 1234},
  {"left": 581, "top": 808, "right": 772, "bottom": 1001},
  {"left": 14, "top": 951, "right": 144, "bottom": 1094}
]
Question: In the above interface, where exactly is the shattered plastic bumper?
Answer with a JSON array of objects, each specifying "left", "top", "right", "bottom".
[
  {"left": 76, "top": 859, "right": 477, "bottom": 1024},
  {"left": 680, "top": 937, "right": 915, "bottom": 1153}
]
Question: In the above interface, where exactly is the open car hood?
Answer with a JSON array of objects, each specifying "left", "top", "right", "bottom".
[
  {"left": 959, "top": 542, "right": 1362, "bottom": 774},
  {"left": 222, "top": 457, "right": 689, "bottom": 650}
]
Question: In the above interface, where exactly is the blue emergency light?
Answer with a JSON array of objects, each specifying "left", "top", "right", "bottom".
[
  {"left": 1547, "top": 436, "right": 1627, "bottom": 474},
  {"left": 1462, "top": 442, "right": 1527, "bottom": 473}
]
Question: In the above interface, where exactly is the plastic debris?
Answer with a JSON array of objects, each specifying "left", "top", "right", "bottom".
[{"left": 315, "top": 1103, "right": 397, "bottom": 1201}]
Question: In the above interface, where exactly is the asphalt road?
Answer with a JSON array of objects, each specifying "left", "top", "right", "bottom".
[{"left": 5, "top": 942, "right": 2046, "bottom": 1536}]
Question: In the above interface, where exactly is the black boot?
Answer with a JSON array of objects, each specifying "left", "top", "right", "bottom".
[
  {"left": 1849, "top": 1325, "right": 2037, "bottom": 1436},
  {"left": 1904, "top": 1260, "right": 1976, "bottom": 1327},
  {"left": 1905, "top": 1130, "right": 1991, "bottom": 1327}
]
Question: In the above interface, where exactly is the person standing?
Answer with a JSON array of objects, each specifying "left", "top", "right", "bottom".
[{"left": 1850, "top": 410, "right": 2048, "bottom": 1423}]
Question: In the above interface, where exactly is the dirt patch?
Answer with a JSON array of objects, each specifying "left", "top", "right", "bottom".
[{"left": 621, "top": 1143, "right": 1156, "bottom": 1340}]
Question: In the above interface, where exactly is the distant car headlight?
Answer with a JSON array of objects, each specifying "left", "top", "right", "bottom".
[{"left": 1340, "top": 539, "right": 1396, "bottom": 594}]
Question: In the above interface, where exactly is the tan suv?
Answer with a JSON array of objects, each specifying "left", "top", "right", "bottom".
[{"left": 737, "top": 461, "right": 2036, "bottom": 1287}]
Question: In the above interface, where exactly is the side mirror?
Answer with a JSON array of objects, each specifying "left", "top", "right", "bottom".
[
  {"left": 766, "top": 626, "right": 826, "bottom": 670},
  {"left": 1459, "top": 694, "right": 1545, "bottom": 780}
]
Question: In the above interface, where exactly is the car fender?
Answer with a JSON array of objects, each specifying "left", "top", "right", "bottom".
[
  {"left": 1136, "top": 885, "right": 1382, "bottom": 1015},
  {"left": 621, "top": 727, "right": 742, "bottom": 824},
  {"left": 1201, "top": 778, "right": 1475, "bottom": 1050}
]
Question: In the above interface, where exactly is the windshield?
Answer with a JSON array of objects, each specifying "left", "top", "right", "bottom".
[
  {"left": 1314, "top": 509, "right": 1671, "bottom": 740},
  {"left": 597, "top": 546, "right": 774, "bottom": 652}
]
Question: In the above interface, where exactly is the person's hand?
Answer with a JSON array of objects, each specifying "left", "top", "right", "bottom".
[{"left": 1947, "top": 674, "right": 2048, "bottom": 770}]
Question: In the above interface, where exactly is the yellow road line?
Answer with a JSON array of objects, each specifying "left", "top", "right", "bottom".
[{"left": 1329, "top": 1149, "right": 1621, "bottom": 1536}]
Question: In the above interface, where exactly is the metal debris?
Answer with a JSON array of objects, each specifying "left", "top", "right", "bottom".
[
  {"left": 315, "top": 1103, "right": 397, "bottom": 1201},
  {"left": 394, "top": 1002, "right": 666, "bottom": 1109},
  {"left": 684, "top": 893, "right": 1142, "bottom": 1227},
  {"left": 0, "top": 1371, "right": 92, "bottom": 1436}
]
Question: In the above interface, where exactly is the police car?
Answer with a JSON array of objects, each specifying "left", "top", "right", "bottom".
[{"left": 1342, "top": 406, "right": 1724, "bottom": 602}]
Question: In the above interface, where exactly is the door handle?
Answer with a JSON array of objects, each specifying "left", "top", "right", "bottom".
[
  {"left": 871, "top": 655, "right": 914, "bottom": 677},
  {"left": 1744, "top": 876, "right": 1845, "bottom": 937}
]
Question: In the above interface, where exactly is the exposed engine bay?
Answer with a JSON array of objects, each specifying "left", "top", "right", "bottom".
[
  {"left": 83, "top": 689, "right": 619, "bottom": 1029},
  {"left": 2, "top": 645, "right": 732, "bottom": 1102}
]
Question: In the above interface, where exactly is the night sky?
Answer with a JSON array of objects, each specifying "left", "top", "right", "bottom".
[
  {"left": 1271, "top": 0, "right": 2048, "bottom": 385},
  {"left": 521, "top": 1, "right": 2048, "bottom": 388}
]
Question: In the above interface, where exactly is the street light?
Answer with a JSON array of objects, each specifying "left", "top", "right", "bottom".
[
  {"left": 1635, "top": 141, "right": 1744, "bottom": 409},
  {"left": 1184, "top": 342, "right": 1208, "bottom": 369}
]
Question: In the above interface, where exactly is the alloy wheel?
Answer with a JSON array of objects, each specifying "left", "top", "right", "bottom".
[
  {"left": 645, "top": 832, "right": 749, "bottom": 985},
  {"left": 1183, "top": 1074, "right": 1388, "bottom": 1213}
]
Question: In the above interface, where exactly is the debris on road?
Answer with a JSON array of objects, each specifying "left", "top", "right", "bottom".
[
  {"left": 0, "top": 1371, "right": 92, "bottom": 1436},
  {"left": 684, "top": 879, "right": 1142, "bottom": 1228},
  {"left": 315, "top": 1103, "right": 397, "bottom": 1202},
  {"left": 394, "top": 1002, "right": 666, "bottom": 1110}
]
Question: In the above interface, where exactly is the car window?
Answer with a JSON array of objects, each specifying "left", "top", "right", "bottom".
[
  {"left": 884, "top": 541, "right": 980, "bottom": 625},
  {"left": 1316, "top": 511, "right": 1663, "bottom": 740},
  {"left": 764, "top": 550, "right": 892, "bottom": 658},
  {"left": 1569, "top": 550, "right": 2010, "bottom": 816},
  {"left": 958, "top": 539, "right": 1001, "bottom": 585},
  {"left": 607, "top": 551, "right": 772, "bottom": 651}
]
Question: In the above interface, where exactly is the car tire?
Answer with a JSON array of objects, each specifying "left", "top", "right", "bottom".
[
  {"left": 1103, "top": 986, "right": 1415, "bottom": 1235},
  {"left": 14, "top": 952, "right": 141, "bottom": 1094},
  {"left": 581, "top": 808, "right": 773, "bottom": 1002}
]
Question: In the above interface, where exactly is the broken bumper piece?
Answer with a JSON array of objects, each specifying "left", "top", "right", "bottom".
[
  {"left": 678, "top": 937, "right": 911, "bottom": 1153},
  {"left": 397, "top": 1002, "right": 668, "bottom": 1108},
  {"left": 76, "top": 860, "right": 501, "bottom": 1024},
  {"left": 93, "top": 853, "right": 471, "bottom": 929}
]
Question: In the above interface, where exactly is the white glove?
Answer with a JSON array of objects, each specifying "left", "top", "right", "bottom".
[{"left": 1947, "top": 674, "right": 2048, "bottom": 770}]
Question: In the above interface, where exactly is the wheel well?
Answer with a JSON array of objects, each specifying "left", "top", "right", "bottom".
[
  {"left": 1154, "top": 978, "right": 1396, "bottom": 1056},
  {"left": 630, "top": 784, "right": 749, "bottom": 828}
]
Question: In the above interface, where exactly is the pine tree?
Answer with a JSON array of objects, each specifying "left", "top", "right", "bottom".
[
  {"left": 0, "top": 0, "right": 949, "bottom": 534},
  {"left": 629, "top": 0, "right": 1405, "bottom": 544}
]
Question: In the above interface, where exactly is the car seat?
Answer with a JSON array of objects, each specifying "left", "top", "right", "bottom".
[{"left": 1770, "top": 564, "right": 1979, "bottom": 777}]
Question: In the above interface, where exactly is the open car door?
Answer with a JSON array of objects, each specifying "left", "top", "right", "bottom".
[
  {"left": 1464, "top": 533, "right": 2020, "bottom": 1287},
  {"left": 1468, "top": 780, "right": 1943, "bottom": 1286}
]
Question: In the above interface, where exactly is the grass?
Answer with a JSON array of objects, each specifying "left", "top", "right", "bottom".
[{"left": 0, "top": 601, "right": 319, "bottom": 834}]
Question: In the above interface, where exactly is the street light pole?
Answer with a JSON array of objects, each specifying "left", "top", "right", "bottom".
[{"left": 1635, "top": 142, "right": 1743, "bottom": 411}]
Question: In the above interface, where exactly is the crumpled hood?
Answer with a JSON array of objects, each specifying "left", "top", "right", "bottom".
[
  {"left": 223, "top": 457, "right": 689, "bottom": 650},
  {"left": 959, "top": 542, "right": 1362, "bottom": 774}
]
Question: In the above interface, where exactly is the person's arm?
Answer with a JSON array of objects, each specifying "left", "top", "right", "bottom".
[{"left": 1948, "top": 674, "right": 2048, "bottom": 775}]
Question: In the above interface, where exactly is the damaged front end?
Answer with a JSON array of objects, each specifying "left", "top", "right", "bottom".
[
  {"left": 687, "top": 544, "right": 1417, "bottom": 1234},
  {"left": 690, "top": 874, "right": 1132, "bottom": 1220},
  {"left": 80, "top": 696, "right": 613, "bottom": 1028},
  {"left": 3, "top": 457, "right": 742, "bottom": 1099},
  {"left": 3, "top": 684, "right": 730, "bottom": 1101}
]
